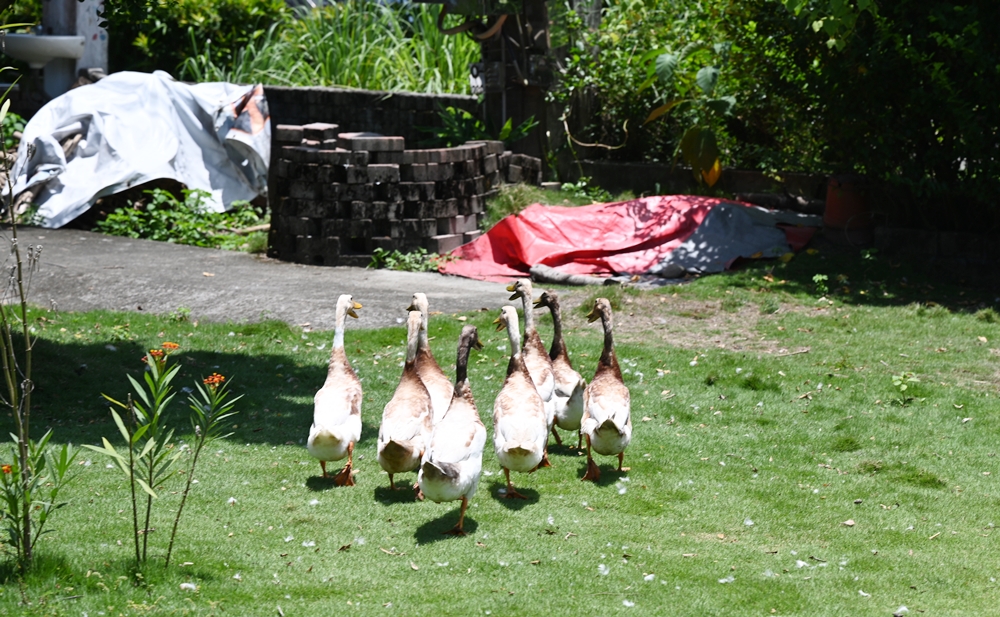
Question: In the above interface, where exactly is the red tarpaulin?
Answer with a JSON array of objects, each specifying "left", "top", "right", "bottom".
[{"left": 440, "top": 195, "right": 813, "bottom": 283}]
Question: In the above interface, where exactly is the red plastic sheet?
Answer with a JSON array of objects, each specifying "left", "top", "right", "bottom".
[{"left": 441, "top": 195, "right": 812, "bottom": 283}]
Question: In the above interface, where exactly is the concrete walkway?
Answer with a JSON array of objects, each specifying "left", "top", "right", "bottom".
[{"left": 14, "top": 227, "right": 511, "bottom": 330}]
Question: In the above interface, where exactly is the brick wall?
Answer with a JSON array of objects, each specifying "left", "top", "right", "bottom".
[{"left": 267, "top": 122, "right": 543, "bottom": 266}]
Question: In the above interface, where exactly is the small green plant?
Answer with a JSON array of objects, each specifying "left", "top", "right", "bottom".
[
  {"left": 1, "top": 110, "right": 24, "bottom": 151},
  {"left": 892, "top": 371, "right": 919, "bottom": 393},
  {"left": 169, "top": 307, "right": 192, "bottom": 323},
  {"left": 94, "top": 189, "right": 267, "bottom": 251},
  {"left": 559, "top": 176, "right": 612, "bottom": 203},
  {"left": 165, "top": 371, "right": 241, "bottom": 567},
  {"left": 812, "top": 273, "right": 829, "bottom": 295},
  {"left": 86, "top": 344, "right": 184, "bottom": 567},
  {"left": 861, "top": 247, "right": 878, "bottom": 262},
  {"left": 368, "top": 248, "right": 453, "bottom": 272},
  {"left": 759, "top": 296, "right": 780, "bottom": 315},
  {"left": 419, "top": 106, "right": 539, "bottom": 148},
  {"left": 0, "top": 431, "right": 76, "bottom": 569},
  {"left": 975, "top": 308, "right": 999, "bottom": 324}
]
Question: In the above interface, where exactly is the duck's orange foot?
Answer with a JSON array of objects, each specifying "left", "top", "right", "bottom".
[
  {"left": 414, "top": 484, "right": 425, "bottom": 501},
  {"left": 333, "top": 464, "right": 355, "bottom": 487},
  {"left": 618, "top": 466, "right": 631, "bottom": 473},
  {"left": 443, "top": 525, "right": 467, "bottom": 536},
  {"left": 551, "top": 426, "right": 563, "bottom": 446},
  {"left": 538, "top": 451, "right": 553, "bottom": 468},
  {"left": 581, "top": 457, "right": 600, "bottom": 482}
]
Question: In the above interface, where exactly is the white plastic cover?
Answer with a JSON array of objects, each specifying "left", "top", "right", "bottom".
[{"left": 8, "top": 70, "right": 270, "bottom": 228}]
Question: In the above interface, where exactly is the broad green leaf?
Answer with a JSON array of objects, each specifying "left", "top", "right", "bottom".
[
  {"left": 135, "top": 477, "right": 158, "bottom": 498},
  {"left": 638, "top": 47, "right": 669, "bottom": 68},
  {"left": 680, "top": 127, "right": 721, "bottom": 184},
  {"left": 112, "top": 409, "right": 131, "bottom": 442},
  {"left": 705, "top": 96, "right": 736, "bottom": 116},
  {"left": 654, "top": 53, "right": 679, "bottom": 85},
  {"left": 643, "top": 99, "right": 685, "bottom": 124},
  {"left": 696, "top": 66, "right": 720, "bottom": 95},
  {"left": 497, "top": 117, "right": 512, "bottom": 142},
  {"left": 637, "top": 75, "right": 657, "bottom": 94}
]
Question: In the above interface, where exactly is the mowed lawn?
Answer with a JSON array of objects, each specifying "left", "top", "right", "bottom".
[{"left": 1, "top": 248, "right": 999, "bottom": 616}]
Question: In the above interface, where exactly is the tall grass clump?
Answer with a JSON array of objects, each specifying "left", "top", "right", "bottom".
[{"left": 181, "top": 2, "right": 479, "bottom": 94}]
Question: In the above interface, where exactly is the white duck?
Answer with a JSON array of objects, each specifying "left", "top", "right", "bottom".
[
  {"left": 307, "top": 294, "right": 363, "bottom": 486},
  {"left": 507, "top": 279, "right": 555, "bottom": 467},
  {"left": 418, "top": 325, "right": 486, "bottom": 535},
  {"left": 377, "top": 310, "right": 433, "bottom": 492},
  {"left": 580, "top": 298, "right": 632, "bottom": 482},
  {"left": 534, "top": 291, "right": 586, "bottom": 448},
  {"left": 492, "top": 305, "right": 547, "bottom": 499},
  {"left": 407, "top": 293, "right": 454, "bottom": 426}
]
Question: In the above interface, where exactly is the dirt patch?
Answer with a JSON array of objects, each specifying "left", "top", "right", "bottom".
[{"left": 557, "top": 291, "right": 790, "bottom": 354}]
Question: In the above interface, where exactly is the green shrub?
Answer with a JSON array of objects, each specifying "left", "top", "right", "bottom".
[
  {"left": 108, "top": 0, "right": 287, "bottom": 77},
  {"left": 368, "top": 248, "right": 452, "bottom": 272},
  {"left": 94, "top": 189, "right": 268, "bottom": 251}
]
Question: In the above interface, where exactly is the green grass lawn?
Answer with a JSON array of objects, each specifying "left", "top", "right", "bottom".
[{"left": 2, "top": 247, "right": 999, "bottom": 616}]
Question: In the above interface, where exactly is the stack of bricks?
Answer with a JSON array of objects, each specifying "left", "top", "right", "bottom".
[{"left": 268, "top": 122, "right": 543, "bottom": 266}]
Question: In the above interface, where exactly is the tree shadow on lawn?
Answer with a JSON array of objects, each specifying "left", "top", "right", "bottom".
[{"left": 413, "top": 509, "right": 478, "bottom": 544}]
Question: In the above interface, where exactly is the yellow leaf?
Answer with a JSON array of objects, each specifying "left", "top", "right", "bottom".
[
  {"left": 750, "top": 251, "right": 763, "bottom": 259},
  {"left": 701, "top": 158, "right": 722, "bottom": 187},
  {"left": 779, "top": 252, "right": 795, "bottom": 263},
  {"left": 806, "top": 248, "right": 819, "bottom": 255},
  {"left": 643, "top": 99, "right": 684, "bottom": 124}
]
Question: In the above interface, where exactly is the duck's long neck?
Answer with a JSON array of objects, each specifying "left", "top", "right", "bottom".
[
  {"left": 549, "top": 301, "right": 565, "bottom": 356},
  {"left": 418, "top": 307, "right": 431, "bottom": 353},
  {"left": 405, "top": 323, "right": 420, "bottom": 365},
  {"left": 520, "top": 295, "right": 536, "bottom": 335},
  {"left": 332, "top": 306, "right": 347, "bottom": 351},
  {"left": 455, "top": 338, "right": 472, "bottom": 385},
  {"left": 505, "top": 326, "right": 524, "bottom": 376},
  {"left": 599, "top": 313, "right": 618, "bottom": 370}
]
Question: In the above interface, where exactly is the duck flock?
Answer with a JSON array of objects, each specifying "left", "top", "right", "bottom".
[{"left": 306, "top": 280, "right": 632, "bottom": 535}]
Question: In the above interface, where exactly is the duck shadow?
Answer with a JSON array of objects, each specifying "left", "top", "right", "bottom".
[
  {"left": 547, "top": 442, "right": 584, "bottom": 458},
  {"left": 414, "top": 511, "right": 478, "bottom": 544},
  {"left": 577, "top": 463, "right": 629, "bottom": 487},
  {"left": 374, "top": 483, "right": 421, "bottom": 505},
  {"left": 488, "top": 481, "right": 540, "bottom": 509},
  {"left": 305, "top": 475, "right": 348, "bottom": 491}
]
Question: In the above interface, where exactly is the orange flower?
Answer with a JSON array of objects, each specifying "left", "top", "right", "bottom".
[
  {"left": 2, "top": 465, "right": 11, "bottom": 474},
  {"left": 203, "top": 373, "right": 225, "bottom": 389},
  {"left": 161, "top": 342, "right": 179, "bottom": 351},
  {"left": 149, "top": 349, "right": 164, "bottom": 358}
]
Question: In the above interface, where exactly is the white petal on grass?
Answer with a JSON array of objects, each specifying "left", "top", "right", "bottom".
[
  {"left": 547, "top": 515, "right": 555, "bottom": 526},
  {"left": 616, "top": 482, "right": 627, "bottom": 495},
  {"left": 309, "top": 499, "right": 320, "bottom": 506},
  {"left": 302, "top": 541, "right": 315, "bottom": 547},
  {"left": 598, "top": 564, "right": 609, "bottom": 576},
  {"left": 744, "top": 518, "right": 754, "bottom": 526},
  {"left": 763, "top": 569, "right": 776, "bottom": 578},
  {"left": 180, "top": 582, "right": 197, "bottom": 591},
  {"left": 355, "top": 537, "right": 366, "bottom": 545},
  {"left": 795, "top": 560, "right": 809, "bottom": 568},
  {"left": 105, "top": 344, "right": 117, "bottom": 352},
  {"left": 623, "top": 600, "right": 635, "bottom": 607},
  {"left": 233, "top": 572, "right": 242, "bottom": 581},
  {"left": 895, "top": 607, "right": 908, "bottom": 615},
  {"left": 718, "top": 575, "right": 735, "bottom": 584},
  {"left": 284, "top": 535, "right": 294, "bottom": 542},
  {"left": 858, "top": 590, "right": 871, "bottom": 597},
  {"left": 227, "top": 497, "right": 237, "bottom": 505},
  {"left": 644, "top": 574, "right": 655, "bottom": 581}
]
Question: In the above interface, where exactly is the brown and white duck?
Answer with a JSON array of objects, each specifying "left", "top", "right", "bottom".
[
  {"left": 407, "top": 292, "right": 454, "bottom": 426},
  {"left": 492, "top": 305, "right": 548, "bottom": 499},
  {"left": 377, "top": 310, "right": 433, "bottom": 492},
  {"left": 506, "top": 279, "right": 555, "bottom": 466},
  {"left": 307, "top": 294, "right": 363, "bottom": 485},
  {"left": 534, "top": 291, "right": 586, "bottom": 448},
  {"left": 418, "top": 325, "right": 486, "bottom": 535},
  {"left": 580, "top": 298, "right": 632, "bottom": 482}
]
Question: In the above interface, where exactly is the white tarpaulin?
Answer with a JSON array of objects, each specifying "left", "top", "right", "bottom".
[{"left": 8, "top": 70, "right": 270, "bottom": 228}]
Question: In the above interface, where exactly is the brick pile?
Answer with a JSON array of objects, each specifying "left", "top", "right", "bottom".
[{"left": 268, "top": 122, "right": 543, "bottom": 266}]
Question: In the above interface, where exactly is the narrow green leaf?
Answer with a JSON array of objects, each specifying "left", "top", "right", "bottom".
[
  {"left": 135, "top": 478, "right": 158, "bottom": 498},
  {"left": 111, "top": 409, "right": 131, "bottom": 442},
  {"left": 644, "top": 99, "right": 685, "bottom": 124}
]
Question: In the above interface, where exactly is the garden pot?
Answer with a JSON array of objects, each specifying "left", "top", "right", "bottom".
[{"left": 823, "top": 174, "right": 873, "bottom": 245}]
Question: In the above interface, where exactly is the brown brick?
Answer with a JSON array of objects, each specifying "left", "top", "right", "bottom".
[
  {"left": 506, "top": 164, "right": 523, "bottom": 184},
  {"left": 426, "top": 234, "right": 463, "bottom": 254},
  {"left": 349, "top": 184, "right": 373, "bottom": 202},
  {"left": 323, "top": 182, "right": 347, "bottom": 201},
  {"left": 370, "top": 236, "right": 397, "bottom": 252},
  {"left": 400, "top": 218, "right": 436, "bottom": 238},
  {"left": 470, "top": 195, "right": 485, "bottom": 214},
  {"left": 349, "top": 219, "right": 373, "bottom": 238},
  {"left": 282, "top": 216, "right": 319, "bottom": 237},
  {"left": 294, "top": 235, "right": 326, "bottom": 265},
  {"left": 302, "top": 122, "right": 340, "bottom": 142},
  {"left": 322, "top": 219, "right": 350, "bottom": 238},
  {"left": 296, "top": 200, "right": 326, "bottom": 218},
  {"left": 267, "top": 226, "right": 295, "bottom": 259},
  {"left": 418, "top": 182, "right": 436, "bottom": 201},
  {"left": 372, "top": 151, "right": 404, "bottom": 165},
  {"left": 398, "top": 182, "right": 420, "bottom": 202},
  {"left": 288, "top": 181, "right": 318, "bottom": 200},
  {"left": 368, "top": 164, "right": 400, "bottom": 183},
  {"left": 387, "top": 202, "right": 404, "bottom": 221},
  {"left": 350, "top": 201, "right": 370, "bottom": 219},
  {"left": 338, "top": 132, "right": 405, "bottom": 152},
  {"left": 483, "top": 154, "right": 498, "bottom": 175},
  {"left": 458, "top": 160, "right": 477, "bottom": 177},
  {"left": 346, "top": 166, "right": 368, "bottom": 184},
  {"left": 403, "top": 201, "right": 430, "bottom": 219},
  {"left": 275, "top": 124, "right": 303, "bottom": 144},
  {"left": 463, "top": 230, "right": 482, "bottom": 244},
  {"left": 431, "top": 199, "right": 459, "bottom": 218},
  {"left": 375, "top": 182, "right": 401, "bottom": 202},
  {"left": 370, "top": 201, "right": 389, "bottom": 220},
  {"left": 432, "top": 163, "right": 455, "bottom": 181}
]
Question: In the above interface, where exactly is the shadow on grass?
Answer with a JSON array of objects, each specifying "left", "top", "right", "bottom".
[
  {"left": 304, "top": 474, "right": 348, "bottom": 492},
  {"left": 373, "top": 483, "right": 420, "bottom": 505},
  {"left": 488, "top": 481, "right": 539, "bottom": 508},
  {"left": 547, "top": 442, "right": 584, "bottom": 458},
  {"left": 414, "top": 509, "right": 478, "bottom": 543},
  {"left": 576, "top": 462, "right": 629, "bottom": 487}
]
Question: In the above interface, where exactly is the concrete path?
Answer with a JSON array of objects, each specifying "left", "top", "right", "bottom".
[{"left": 13, "top": 227, "right": 511, "bottom": 330}]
